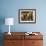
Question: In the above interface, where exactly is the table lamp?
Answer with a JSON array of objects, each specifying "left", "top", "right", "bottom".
[{"left": 5, "top": 18, "right": 14, "bottom": 35}]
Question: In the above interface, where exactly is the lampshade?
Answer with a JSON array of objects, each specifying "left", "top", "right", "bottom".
[{"left": 5, "top": 18, "right": 14, "bottom": 25}]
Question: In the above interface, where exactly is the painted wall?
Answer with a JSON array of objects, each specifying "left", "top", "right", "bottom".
[{"left": 0, "top": 0, "right": 46, "bottom": 32}]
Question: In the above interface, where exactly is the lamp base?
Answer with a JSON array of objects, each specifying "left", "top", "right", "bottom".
[{"left": 8, "top": 32, "right": 11, "bottom": 35}]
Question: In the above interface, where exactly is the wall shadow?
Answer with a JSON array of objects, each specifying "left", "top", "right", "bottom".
[{"left": 0, "top": 16, "right": 5, "bottom": 46}]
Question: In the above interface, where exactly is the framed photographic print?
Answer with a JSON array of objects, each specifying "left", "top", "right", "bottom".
[{"left": 18, "top": 9, "right": 36, "bottom": 23}]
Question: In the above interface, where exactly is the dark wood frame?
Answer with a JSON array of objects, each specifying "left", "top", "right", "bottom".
[{"left": 18, "top": 9, "right": 36, "bottom": 24}]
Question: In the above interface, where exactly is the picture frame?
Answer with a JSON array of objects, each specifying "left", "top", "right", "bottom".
[{"left": 18, "top": 9, "right": 36, "bottom": 23}]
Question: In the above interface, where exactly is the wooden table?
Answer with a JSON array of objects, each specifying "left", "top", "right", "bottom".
[{"left": 4, "top": 32, "right": 43, "bottom": 46}]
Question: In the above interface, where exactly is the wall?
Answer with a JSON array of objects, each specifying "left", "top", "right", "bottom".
[{"left": 0, "top": 0, "right": 46, "bottom": 32}]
